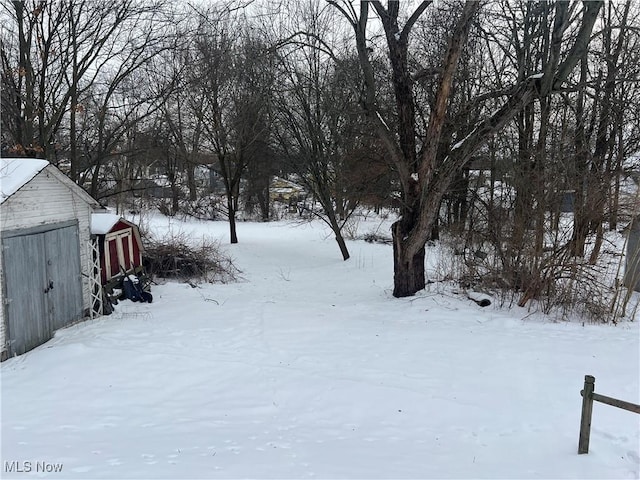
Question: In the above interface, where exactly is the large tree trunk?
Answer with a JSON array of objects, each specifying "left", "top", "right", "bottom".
[
  {"left": 392, "top": 220, "right": 426, "bottom": 297},
  {"left": 391, "top": 179, "right": 433, "bottom": 296},
  {"left": 387, "top": 2, "right": 479, "bottom": 297}
]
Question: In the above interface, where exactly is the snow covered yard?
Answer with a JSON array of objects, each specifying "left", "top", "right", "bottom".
[{"left": 2, "top": 217, "right": 639, "bottom": 479}]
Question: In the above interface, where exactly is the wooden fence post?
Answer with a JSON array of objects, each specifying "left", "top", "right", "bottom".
[{"left": 578, "top": 375, "right": 595, "bottom": 454}]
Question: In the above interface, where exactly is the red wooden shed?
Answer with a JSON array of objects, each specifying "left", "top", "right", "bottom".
[{"left": 91, "top": 213, "right": 144, "bottom": 285}]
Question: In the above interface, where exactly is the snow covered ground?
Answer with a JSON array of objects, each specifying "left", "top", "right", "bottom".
[{"left": 2, "top": 216, "right": 639, "bottom": 479}]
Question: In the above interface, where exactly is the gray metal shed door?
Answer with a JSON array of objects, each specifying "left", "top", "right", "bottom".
[{"left": 3, "top": 223, "right": 83, "bottom": 356}]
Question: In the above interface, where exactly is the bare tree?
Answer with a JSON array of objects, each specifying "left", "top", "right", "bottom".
[
  {"left": 270, "top": 2, "right": 366, "bottom": 260},
  {"left": 190, "top": 7, "right": 275, "bottom": 243},
  {"left": 569, "top": 1, "right": 639, "bottom": 260},
  {"left": 0, "top": 0, "right": 168, "bottom": 179},
  {"left": 329, "top": 0, "right": 602, "bottom": 297}
]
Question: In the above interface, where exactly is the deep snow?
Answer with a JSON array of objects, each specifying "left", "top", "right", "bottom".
[{"left": 1, "top": 216, "right": 639, "bottom": 479}]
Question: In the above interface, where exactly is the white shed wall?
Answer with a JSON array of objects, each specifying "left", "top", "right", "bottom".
[{"left": 1, "top": 167, "right": 96, "bottom": 358}]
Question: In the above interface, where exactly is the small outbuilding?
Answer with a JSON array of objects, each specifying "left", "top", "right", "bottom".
[
  {"left": 91, "top": 213, "right": 144, "bottom": 289},
  {"left": 0, "top": 158, "right": 100, "bottom": 360}
]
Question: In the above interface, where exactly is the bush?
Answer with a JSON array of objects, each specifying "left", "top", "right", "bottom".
[{"left": 437, "top": 228, "right": 637, "bottom": 323}]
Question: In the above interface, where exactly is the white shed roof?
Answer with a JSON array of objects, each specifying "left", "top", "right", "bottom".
[
  {"left": 91, "top": 213, "right": 122, "bottom": 235},
  {"left": 0, "top": 158, "right": 49, "bottom": 205}
]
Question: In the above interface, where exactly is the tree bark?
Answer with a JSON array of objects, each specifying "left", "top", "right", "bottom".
[
  {"left": 328, "top": 213, "right": 350, "bottom": 261},
  {"left": 392, "top": 221, "right": 426, "bottom": 297},
  {"left": 228, "top": 200, "right": 239, "bottom": 244}
]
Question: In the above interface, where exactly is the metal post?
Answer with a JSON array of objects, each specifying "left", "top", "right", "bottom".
[{"left": 578, "top": 375, "right": 595, "bottom": 454}]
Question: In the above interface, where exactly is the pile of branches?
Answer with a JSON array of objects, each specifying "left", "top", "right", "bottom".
[
  {"left": 143, "top": 232, "right": 239, "bottom": 284},
  {"left": 361, "top": 231, "right": 393, "bottom": 245}
]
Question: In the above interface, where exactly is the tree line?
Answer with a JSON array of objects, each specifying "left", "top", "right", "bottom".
[{"left": 2, "top": 0, "right": 639, "bottom": 311}]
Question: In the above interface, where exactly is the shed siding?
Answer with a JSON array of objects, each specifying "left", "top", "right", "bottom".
[{"left": 1, "top": 168, "right": 94, "bottom": 357}]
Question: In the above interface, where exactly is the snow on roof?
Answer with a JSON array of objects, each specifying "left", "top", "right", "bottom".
[
  {"left": 91, "top": 213, "right": 122, "bottom": 235},
  {"left": 0, "top": 158, "right": 49, "bottom": 205},
  {"left": 271, "top": 176, "right": 304, "bottom": 190}
]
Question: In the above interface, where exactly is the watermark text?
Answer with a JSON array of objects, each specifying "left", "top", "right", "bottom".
[{"left": 4, "top": 460, "right": 64, "bottom": 474}]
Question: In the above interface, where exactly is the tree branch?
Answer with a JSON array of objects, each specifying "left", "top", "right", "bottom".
[
  {"left": 401, "top": 1, "right": 432, "bottom": 43},
  {"left": 554, "top": 0, "right": 603, "bottom": 88}
]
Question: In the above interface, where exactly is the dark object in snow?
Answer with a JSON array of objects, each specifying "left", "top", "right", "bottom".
[
  {"left": 122, "top": 275, "right": 142, "bottom": 301},
  {"left": 102, "top": 291, "right": 114, "bottom": 315},
  {"left": 466, "top": 291, "right": 492, "bottom": 307},
  {"left": 362, "top": 232, "right": 393, "bottom": 245},
  {"left": 122, "top": 274, "right": 153, "bottom": 303},
  {"left": 120, "top": 266, "right": 153, "bottom": 303}
]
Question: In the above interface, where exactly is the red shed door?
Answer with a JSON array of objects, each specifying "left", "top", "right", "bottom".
[{"left": 104, "top": 228, "right": 133, "bottom": 280}]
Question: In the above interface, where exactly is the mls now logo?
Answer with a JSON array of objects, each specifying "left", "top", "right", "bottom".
[{"left": 4, "top": 461, "right": 63, "bottom": 473}]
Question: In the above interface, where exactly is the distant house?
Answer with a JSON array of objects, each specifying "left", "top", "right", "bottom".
[
  {"left": 0, "top": 158, "right": 100, "bottom": 359},
  {"left": 134, "top": 178, "right": 173, "bottom": 199},
  {"left": 270, "top": 177, "right": 305, "bottom": 203},
  {"left": 209, "top": 169, "right": 226, "bottom": 194}
]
